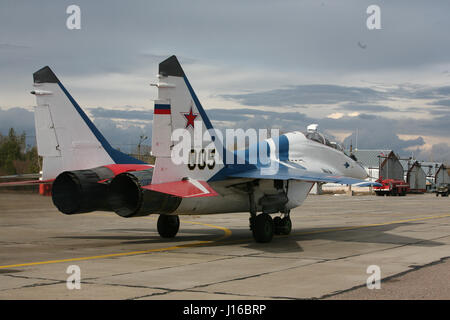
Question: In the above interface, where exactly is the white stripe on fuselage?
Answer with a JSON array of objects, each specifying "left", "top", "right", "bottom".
[
  {"left": 266, "top": 138, "right": 296, "bottom": 169},
  {"left": 187, "top": 178, "right": 210, "bottom": 196}
]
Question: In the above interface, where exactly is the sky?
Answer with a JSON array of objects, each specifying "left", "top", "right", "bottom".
[{"left": 0, "top": 0, "right": 449, "bottom": 162}]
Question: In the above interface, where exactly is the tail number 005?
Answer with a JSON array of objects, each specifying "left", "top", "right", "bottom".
[{"left": 188, "top": 149, "right": 215, "bottom": 170}]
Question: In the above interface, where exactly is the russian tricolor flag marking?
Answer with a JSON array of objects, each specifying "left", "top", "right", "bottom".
[{"left": 154, "top": 104, "right": 171, "bottom": 114}]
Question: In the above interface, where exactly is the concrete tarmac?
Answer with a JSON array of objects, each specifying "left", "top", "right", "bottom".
[{"left": 0, "top": 192, "right": 449, "bottom": 300}]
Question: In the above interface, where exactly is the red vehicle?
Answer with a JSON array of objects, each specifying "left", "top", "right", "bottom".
[{"left": 374, "top": 178, "right": 409, "bottom": 196}]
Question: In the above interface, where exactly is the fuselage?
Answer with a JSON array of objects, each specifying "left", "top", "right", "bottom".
[
  {"left": 174, "top": 131, "right": 367, "bottom": 215},
  {"left": 284, "top": 131, "right": 367, "bottom": 180}
]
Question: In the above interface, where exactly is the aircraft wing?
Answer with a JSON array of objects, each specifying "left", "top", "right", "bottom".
[
  {"left": 142, "top": 179, "right": 218, "bottom": 198},
  {"left": 227, "top": 162, "right": 381, "bottom": 187},
  {"left": 0, "top": 179, "right": 54, "bottom": 187}
]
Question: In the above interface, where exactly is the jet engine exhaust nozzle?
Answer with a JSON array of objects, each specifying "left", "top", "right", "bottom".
[
  {"left": 52, "top": 168, "right": 113, "bottom": 215},
  {"left": 108, "top": 169, "right": 181, "bottom": 218}
]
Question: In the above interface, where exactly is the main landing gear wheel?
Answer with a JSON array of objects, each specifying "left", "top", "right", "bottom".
[
  {"left": 276, "top": 216, "right": 292, "bottom": 235},
  {"left": 252, "top": 214, "right": 274, "bottom": 243},
  {"left": 274, "top": 213, "right": 292, "bottom": 235},
  {"left": 157, "top": 215, "right": 180, "bottom": 238}
]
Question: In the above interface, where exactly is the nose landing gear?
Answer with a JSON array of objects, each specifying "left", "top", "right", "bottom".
[
  {"left": 247, "top": 181, "right": 293, "bottom": 243},
  {"left": 250, "top": 210, "right": 292, "bottom": 243}
]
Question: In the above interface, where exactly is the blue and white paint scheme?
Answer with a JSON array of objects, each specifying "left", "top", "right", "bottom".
[
  {"left": 150, "top": 56, "right": 377, "bottom": 217},
  {"left": 32, "top": 66, "right": 145, "bottom": 180},
  {"left": 5, "top": 55, "right": 381, "bottom": 243}
]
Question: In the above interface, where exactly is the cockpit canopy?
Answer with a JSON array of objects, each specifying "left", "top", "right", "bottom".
[{"left": 304, "top": 124, "right": 344, "bottom": 152}]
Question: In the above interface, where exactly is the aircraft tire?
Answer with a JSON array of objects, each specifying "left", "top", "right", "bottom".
[
  {"left": 279, "top": 216, "right": 292, "bottom": 235},
  {"left": 273, "top": 216, "right": 282, "bottom": 235},
  {"left": 157, "top": 215, "right": 180, "bottom": 238},
  {"left": 252, "top": 214, "right": 274, "bottom": 243}
]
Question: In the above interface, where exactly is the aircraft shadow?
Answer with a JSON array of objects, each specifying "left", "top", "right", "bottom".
[
  {"left": 52, "top": 222, "right": 445, "bottom": 254},
  {"left": 242, "top": 222, "right": 445, "bottom": 254},
  {"left": 53, "top": 228, "right": 222, "bottom": 245}
]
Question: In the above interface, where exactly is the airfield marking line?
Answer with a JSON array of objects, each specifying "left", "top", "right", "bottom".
[
  {"left": 0, "top": 219, "right": 232, "bottom": 270},
  {"left": 142, "top": 216, "right": 232, "bottom": 241},
  {"left": 178, "top": 220, "right": 232, "bottom": 241}
]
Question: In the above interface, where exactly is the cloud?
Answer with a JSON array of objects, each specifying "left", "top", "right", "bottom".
[
  {"left": 427, "top": 107, "right": 450, "bottom": 116},
  {"left": 93, "top": 118, "right": 152, "bottom": 153},
  {"left": 207, "top": 108, "right": 315, "bottom": 134},
  {"left": 407, "top": 86, "right": 450, "bottom": 100},
  {"left": 1, "top": 102, "right": 449, "bottom": 163},
  {"left": 0, "top": 107, "right": 35, "bottom": 146},
  {"left": 1, "top": 1, "right": 449, "bottom": 162},
  {"left": 2, "top": 1, "right": 450, "bottom": 108},
  {"left": 339, "top": 103, "right": 396, "bottom": 113},
  {"left": 430, "top": 99, "right": 450, "bottom": 107},
  {"left": 88, "top": 107, "right": 153, "bottom": 121},
  {"left": 327, "top": 112, "right": 344, "bottom": 119},
  {"left": 0, "top": 107, "right": 34, "bottom": 134},
  {"left": 222, "top": 84, "right": 388, "bottom": 107},
  {"left": 208, "top": 108, "right": 312, "bottom": 123},
  {"left": 210, "top": 106, "right": 449, "bottom": 147},
  {"left": 0, "top": 107, "right": 151, "bottom": 153},
  {"left": 342, "top": 129, "right": 425, "bottom": 153},
  {"left": 412, "top": 143, "right": 450, "bottom": 164}
]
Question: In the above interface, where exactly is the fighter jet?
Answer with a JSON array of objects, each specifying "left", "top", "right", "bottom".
[{"left": 0, "top": 56, "right": 379, "bottom": 243}]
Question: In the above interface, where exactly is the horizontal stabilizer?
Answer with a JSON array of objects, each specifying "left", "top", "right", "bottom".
[
  {"left": 0, "top": 179, "right": 54, "bottom": 188},
  {"left": 0, "top": 173, "right": 41, "bottom": 179},
  {"left": 142, "top": 179, "right": 218, "bottom": 198}
]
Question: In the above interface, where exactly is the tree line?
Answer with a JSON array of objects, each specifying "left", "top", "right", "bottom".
[{"left": 0, "top": 128, "right": 40, "bottom": 175}]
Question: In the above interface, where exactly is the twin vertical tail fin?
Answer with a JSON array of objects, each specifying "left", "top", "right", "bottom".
[
  {"left": 32, "top": 66, "right": 143, "bottom": 179},
  {"left": 33, "top": 57, "right": 220, "bottom": 183},
  {"left": 151, "top": 56, "right": 223, "bottom": 184}
]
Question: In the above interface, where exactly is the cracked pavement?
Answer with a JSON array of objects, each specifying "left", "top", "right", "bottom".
[{"left": 0, "top": 192, "right": 449, "bottom": 299}]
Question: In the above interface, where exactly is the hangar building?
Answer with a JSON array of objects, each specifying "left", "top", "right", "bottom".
[
  {"left": 378, "top": 151, "right": 404, "bottom": 181},
  {"left": 435, "top": 164, "right": 450, "bottom": 185},
  {"left": 406, "top": 161, "right": 427, "bottom": 193}
]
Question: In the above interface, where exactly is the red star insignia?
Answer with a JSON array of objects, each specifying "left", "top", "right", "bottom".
[{"left": 182, "top": 107, "right": 198, "bottom": 129}]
